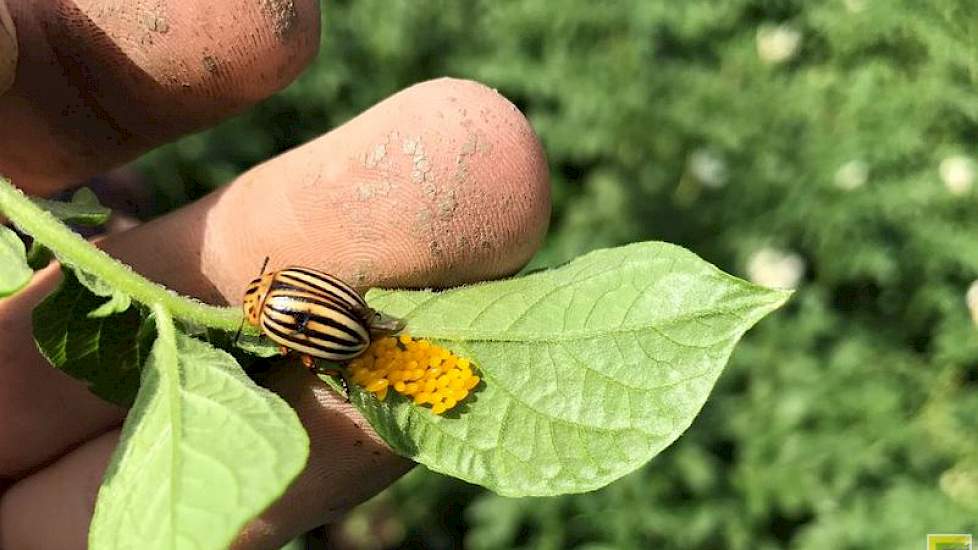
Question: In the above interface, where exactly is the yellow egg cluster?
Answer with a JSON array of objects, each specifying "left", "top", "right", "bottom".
[{"left": 349, "top": 334, "right": 480, "bottom": 414}]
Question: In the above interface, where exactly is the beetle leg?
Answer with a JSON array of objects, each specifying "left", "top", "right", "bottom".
[
  {"left": 320, "top": 367, "right": 351, "bottom": 402},
  {"left": 340, "top": 371, "right": 351, "bottom": 400},
  {"left": 300, "top": 354, "right": 315, "bottom": 369},
  {"left": 278, "top": 346, "right": 289, "bottom": 356}
]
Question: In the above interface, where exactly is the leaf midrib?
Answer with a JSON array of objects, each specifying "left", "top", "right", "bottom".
[
  {"left": 408, "top": 304, "right": 773, "bottom": 346},
  {"left": 151, "top": 305, "right": 182, "bottom": 550}
]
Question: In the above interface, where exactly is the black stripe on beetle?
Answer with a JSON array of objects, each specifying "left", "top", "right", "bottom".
[
  {"left": 284, "top": 267, "right": 368, "bottom": 309},
  {"left": 264, "top": 293, "right": 369, "bottom": 337},
  {"left": 262, "top": 306, "right": 366, "bottom": 346},
  {"left": 261, "top": 317, "right": 366, "bottom": 354},
  {"left": 275, "top": 268, "right": 367, "bottom": 311},
  {"left": 266, "top": 283, "right": 359, "bottom": 316},
  {"left": 261, "top": 322, "right": 366, "bottom": 361}
]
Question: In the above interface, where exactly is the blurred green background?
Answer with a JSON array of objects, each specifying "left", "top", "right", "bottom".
[{"left": 135, "top": 1, "right": 978, "bottom": 548}]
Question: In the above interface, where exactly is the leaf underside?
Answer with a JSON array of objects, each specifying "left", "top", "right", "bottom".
[
  {"left": 33, "top": 268, "right": 151, "bottom": 405},
  {"left": 76, "top": 268, "right": 133, "bottom": 317},
  {"left": 32, "top": 187, "right": 111, "bottom": 226},
  {"left": 0, "top": 225, "right": 31, "bottom": 297},
  {"left": 359, "top": 241, "right": 790, "bottom": 497},
  {"left": 88, "top": 310, "right": 308, "bottom": 550}
]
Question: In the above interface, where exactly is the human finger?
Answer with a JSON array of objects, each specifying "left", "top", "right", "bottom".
[{"left": 0, "top": 0, "right": 320, "bottom": 195}]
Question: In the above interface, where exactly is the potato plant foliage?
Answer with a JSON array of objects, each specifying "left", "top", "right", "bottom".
[{"left": 0, "top": 177, "right": 785, "bottom": 546}]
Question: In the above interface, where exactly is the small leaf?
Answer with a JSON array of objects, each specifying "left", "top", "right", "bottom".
[
  {"left": 279, "top": 537, "right": 306, "bottom": 550},
  {"left": 32, "top": 187, "right": 111, "bottom": 226},
  {"left": 206, "top": 326, "right": 283, "bottom": 371},
  {"left": 230, "top": 332, "right": 282, "bottom": 358},
  {"left": 359, "top": 242, "right": 790, "bottom": 496},
  {"left": 25, "top": 241, "right": 53, "bottom": 270},
  {"left": 88, "top": 293, "right": 132, "bottom": 318},
  {"left": 75, "top": 268, "right": 132, "bottom": 317},
  {"left": 89, "top": 306, "right": 309, "bottom": 550},
  {"left": 0, "top": 225, "right": 31, "bottom": 296},
  {"left": 33, "top": 268, "right": 150, "bottom": 405}
]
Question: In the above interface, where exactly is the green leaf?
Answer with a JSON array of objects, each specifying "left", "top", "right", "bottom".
[
  {"left": 32, "top": 187, "right": 111, "bottom": 226},
  {"left": 25, "top": 241, "right": 53, "bottom": 270},
  {"left": 89, "top": 305, "right": 309, "bottom": 550},
  {"left": 0, "top": 225, "right": 31, "bottom": 297},
  {"left": 279, "top": 536, "right": 306, "bottom": 550},
  {"left": 33, "top": 267, "right": 151, "bottom": 405},
  {"left": 203, "top": 327, "right": 284, "bottom": 372},
  {"left": 75, "top": 268, "right": 133, "bottom": 317},
  {"left": 228, "top": 332, "right": 282, "bottom": 358},
  {"left": 358, "top": 242, "right": 790, "bottom": 497}
]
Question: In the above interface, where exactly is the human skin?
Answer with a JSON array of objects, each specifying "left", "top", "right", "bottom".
[{"left": 0, "top": 1, "right": 551, "bottom": 548}]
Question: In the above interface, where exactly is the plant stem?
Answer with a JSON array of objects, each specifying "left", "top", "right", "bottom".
[{"left": 0, "top": 177, "right": 244, "bottom": 331}]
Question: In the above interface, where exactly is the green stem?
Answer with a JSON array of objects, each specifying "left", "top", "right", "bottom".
[{"left": 0, "top": 177, "right": 243, "bottom": 331}]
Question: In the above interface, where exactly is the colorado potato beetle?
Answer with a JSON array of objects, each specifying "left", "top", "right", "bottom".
[{"left": 242, "top": 260, "right": 404, "bottom": 377}]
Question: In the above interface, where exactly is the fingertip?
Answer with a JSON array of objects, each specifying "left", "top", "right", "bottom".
[
  {"left": 0, "top": 0, "right": 322, "bottom": 193},
  {"left": 125, "top": 0, "right": 322, "bottom": 108},
  {"left": 203, "top": 77, "right": 551, "bottom": 298},
  {"left": 401, "top": 77, "right": 552, "bottom": 282}
]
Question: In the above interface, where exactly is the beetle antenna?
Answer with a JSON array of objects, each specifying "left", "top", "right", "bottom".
[{"left": 234, "top": 256, "right": 270, "bottom": 346}]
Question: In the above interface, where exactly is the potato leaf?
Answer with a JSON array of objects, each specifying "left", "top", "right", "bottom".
[
  {"left": 33, "top": 267, "right": 151, "bottom": 405},
  {"left": 23, "top": 188, "right": 110, "bottom": 270},
  {"left": 75, "top": 268, "right": 133, "bottom": 317},
  {"left": 358, "top": 242, "right": 790, "bottom": 497},
  {"left": 32, "top": 187, "right": 111, "bottom": 226},
  {"left": 224, "top": 331, "right": 282, "bottom": 358},
  {"left": 89, "top": 306, "right": 308, "bottom": 550},
  {"left": 25, "top": 241, "right": 53, "bottom": 271},
  {"left": 0, "top": 225, "right": 31, "bottom": 296}
]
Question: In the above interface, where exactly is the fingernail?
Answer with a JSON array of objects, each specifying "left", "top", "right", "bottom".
[{"left": 0, "top": 0, "right": 17, "bottom": 96}]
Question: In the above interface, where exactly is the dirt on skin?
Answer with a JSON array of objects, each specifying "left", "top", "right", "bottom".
[
  {"left": 201, "top": 54, "right": 218, "bottom": 75},
  {"left": 259, "top": 0, "right": 297, "bottom": 38},
  {"left": 366, "top": 90, "right": 522, "bottom": 274},
  {"left": 136, "top": 1, "right": 169, "bottom": 47}
]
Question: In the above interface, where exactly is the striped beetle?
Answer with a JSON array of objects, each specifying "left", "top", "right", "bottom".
[{"left": 242, "top": 260, "right": 404, "bottom": 379}]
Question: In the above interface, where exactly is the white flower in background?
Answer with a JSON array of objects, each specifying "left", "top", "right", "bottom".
[
  {"left": 688, "top": 149, "right": 729, "bottom": 188},
  {"left": 834, "top": 159, "right": 869, "bottom": 190},
  {"left": 756, "top": 25, "right": 802, "bottom": 64},
  {"left": 747, "top": 247, "right": 805, "bottom": 289},
  {"left": 939, "top": 155, "right": 975, "bottom": 195},
  {"left": 966, "top": 280, "right": 978, "bottom": 324},
  {"left": 940, "top": 462, "right": 978, "bottom": 508}
]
